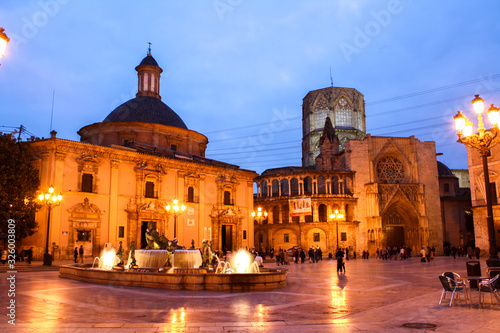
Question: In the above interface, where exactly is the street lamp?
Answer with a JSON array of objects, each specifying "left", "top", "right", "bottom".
[
  {"left": 251, "top": 207, "right": 268, "bottom": 252},
  {"left": 38, "top": 185, "right": 63, "bottom": 266},
  {"left": 251, "top": 206, "right": 268, "bottom": 223},
  {"left": 165, "top": 199, "right": 186, "bottom": 239},
  {"left": 0, "top": 27, "right": 10, "bottom": 59},
  {"left": 454, "top": 94, "right": 500, "bottom": 262},
  {"left": 330, "top": 209, "right": 344, "bottom": 250}
]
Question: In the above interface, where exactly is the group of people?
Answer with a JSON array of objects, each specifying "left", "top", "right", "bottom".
[
  {"left": 73, "top": 245, "right": 84, "bottom": 263},
  {"left": 376, "top": 246, "right": 413, "bottom": 260},
  {"left": 0, "top": 247, "right": 33, "bottom": 264}
]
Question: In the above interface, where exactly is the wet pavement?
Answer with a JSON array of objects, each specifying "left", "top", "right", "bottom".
[{"left": 0, "top": 256, "right": 499, "bottom": 332}]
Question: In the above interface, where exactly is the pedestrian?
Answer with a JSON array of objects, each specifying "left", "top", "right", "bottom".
[
  {"left": 420, "top": 247, "right": 426, "bottom": 262},
  {"left": 74, "top": 247, "right": 78, "bottom": 263},
  {"left": 474, "top": 247, "right": 480, "bottom": 259},
  {"left": 309, "top": 247, "right": 315, "bottom": 263},
  {"left": 466, "top": 246, "right": 474, "bottom": 259},
  {"left": 1, "top": 248, "right": 7, "bottom": 264},
  {"left": 26, "top": 247, "right": 33, "bottom": 264},
  {"left": 79, "top": 245, "right": 84, "bottom": 263},
  {"left": 335, "top": 248, "right": 344, "bottom": 273},
  {"left": 300, "top": 249, "right": 306, "bottom": 263}
]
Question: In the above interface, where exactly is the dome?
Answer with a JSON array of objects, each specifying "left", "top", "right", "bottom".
[
  {"left": 103, "top": 96, "right": 187, "bottom": 129},
  {"left": 138, "top": 54, "right": 159, "bottom": 67},
  {"left": 437, "top": 161, "right": 455, "bottom": 177}
]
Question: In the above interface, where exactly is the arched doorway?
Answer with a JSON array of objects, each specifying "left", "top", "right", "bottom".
[{"left": 382, "top": 200, "right": 420, "bottom": 252}]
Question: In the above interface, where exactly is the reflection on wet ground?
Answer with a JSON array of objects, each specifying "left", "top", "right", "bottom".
[{"left": 0, "top": 257, "right": 499, "bottom": 332}]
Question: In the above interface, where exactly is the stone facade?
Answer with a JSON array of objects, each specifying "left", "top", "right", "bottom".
[
  {"left": 302, "top": 87, "right": 366, "bottom": 167},
  {"left": 254, "top": 86, "right": 445, "bottom": 256},
  {"left": 23, "top": 53, "right": 257, "bottom": 260}
]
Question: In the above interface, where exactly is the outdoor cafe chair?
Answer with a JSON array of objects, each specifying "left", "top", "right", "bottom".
[
  {"left": 439, "top": 275, "right": 468, "bottom": 306},
  {"left": 478, "top": 274, "right": 500, "bottom": 305}
]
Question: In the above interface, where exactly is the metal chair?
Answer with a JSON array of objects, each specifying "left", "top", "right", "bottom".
[
  {"left": 478, "top": 274, "right": 500, "bottom": 305},
  {"left": 439, "top": 275, "right": 468, "bottom": 306}
]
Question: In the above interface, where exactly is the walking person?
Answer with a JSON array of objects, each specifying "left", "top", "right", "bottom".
[
  {"left": 26, "top": 247, "right": 33, "bottom": 264},
  {"left": 74, "top": 247, "right": 78, "bottom": 263},
  {"left": 79, "top": 245, "right": 84, "bottom": 263}
]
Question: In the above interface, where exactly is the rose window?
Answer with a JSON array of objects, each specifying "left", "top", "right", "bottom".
[{"left": 377, "top": 156, "right": 405, "bottom": 184}]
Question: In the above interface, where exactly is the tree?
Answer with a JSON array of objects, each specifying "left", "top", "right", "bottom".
[{"left": 0, "top": 133, "right": 40, "bottom": 246}]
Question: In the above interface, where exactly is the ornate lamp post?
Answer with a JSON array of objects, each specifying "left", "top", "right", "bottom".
[
  {"left": 38, "top": 186, "right": 63, "bottom": 266},
  {"left": 165, "top": 199, "right": 186, "bottom": 239},
  {"left": 251, "top": 207, "right": 268, "bottom": 251},
  {"left": 454, "top": 94, "right": 500, "bottom": 262},
  {"left": 330, "top": 209, "right": 344, "bottom": 250},
  {"left": 0, "top": 28, "right": 10, "bottom": 60}
]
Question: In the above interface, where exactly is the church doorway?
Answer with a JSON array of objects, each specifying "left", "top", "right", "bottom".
[
  {"left": 221, "top": 225, "right": 233, "bottom": 252},
  {"left": 385, "top": 226, "right": 405, "bottom": 248}
]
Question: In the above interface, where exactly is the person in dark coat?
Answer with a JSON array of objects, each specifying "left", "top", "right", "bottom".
[
  {"left": 335, "top": 248, "right": 344, "bottom": 273},
  {"left": 26, "top": 247, "right": 33, "bottom": 264},
  {"left": 74, "top": 247, "right": 78, "bottom": 263},
  {"left": 79, "top": 245, "right": 84, "bottom": 263}
]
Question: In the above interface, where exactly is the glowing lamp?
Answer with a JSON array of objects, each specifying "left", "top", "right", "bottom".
[{"left": 472, "top": 94, "right": 485, "bottom": 114}]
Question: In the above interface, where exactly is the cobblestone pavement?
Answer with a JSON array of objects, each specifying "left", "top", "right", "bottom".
[{"left": 0, "top": 256, "right": 499, "bottom": 332}]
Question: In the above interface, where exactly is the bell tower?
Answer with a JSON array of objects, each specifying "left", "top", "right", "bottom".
[{"left": 135, "top": 43, "right": 163, "bottom": 100}]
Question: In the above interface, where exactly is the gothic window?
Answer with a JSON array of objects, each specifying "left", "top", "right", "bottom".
[
  {"left": 377, "top": 156, "right": 405, "bottom": 184},
  {"left": 272, "top": 179, "right": 280, "bottom": 196},
  {"left": 81, "top": 173, "right": 93, "bottom": 193},
  {"left": 356, "top": 111, "right": 363, "bottom": 131},
  {"left": 340, "top": 137, "right": 349, "bottom": 150},
  {"left": 187, "top": 186, "right": 195, "bottom": 202},
  {"left": 303, "top": 177, "right": 313, "bottom": 195},
  {"left": 145, "top": 181, "right": 155, "bottom": 198},
  {"left": 224, "top": 190, "right": 232, "bottom": 205},
  {"left": 314, "top": 97, "right": 329, "bottom": 130},
  {"left": 335, "top": 97, "right": 352, "bottom": 128}
]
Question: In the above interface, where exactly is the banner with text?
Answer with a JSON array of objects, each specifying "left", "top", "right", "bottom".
[{"left": 289, "top": 198, "right": 312, "bottom": 216}]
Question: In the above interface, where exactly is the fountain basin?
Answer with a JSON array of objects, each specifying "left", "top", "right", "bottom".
[{"left": 59, "top": 265, "right": 287, "bottom": 291}]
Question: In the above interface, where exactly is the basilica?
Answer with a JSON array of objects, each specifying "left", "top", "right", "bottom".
[{"left": 26, "top": 52, "right": 257, "bottom": 259}]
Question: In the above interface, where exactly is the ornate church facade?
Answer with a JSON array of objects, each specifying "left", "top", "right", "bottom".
[
  {"left": 254, "top": 86, "right": 444, "bottom": 256},
  {"left": 25, "top": 52, "right": 257, "bottom": 260}
]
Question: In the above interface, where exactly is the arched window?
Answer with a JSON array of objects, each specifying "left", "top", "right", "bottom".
[
  {"left": 281, "top": 179, "right": 289, "bottom": 196},
  {"left": 290, "top": 178, "right": 299, "bottom": 196},
  {"left": 331, "top": 176, "right": 339, "bottom": 194},
  {"left": 318, "top": 204, "right": 327, "bottom": 222},
  {"left": 272, "top": 179, "right": 280, "bottom": 196},
  {"left": 261, "top": 180, "right": 268, "bottom": 197},
  {"left": 303, "top": 177, "right": 313, "bottom": 195}
]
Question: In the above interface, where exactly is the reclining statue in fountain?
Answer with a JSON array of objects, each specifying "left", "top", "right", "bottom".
[
  {"left": 201, "top": 239, "right": 216, "bottom": 267},
  {"left": 144, "top": 221, "right": 184, "bottom": 267}
]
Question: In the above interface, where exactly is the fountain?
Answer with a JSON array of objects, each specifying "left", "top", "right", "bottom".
[{"left": 60, "top": 230, "right": 286, "bottom": 291}]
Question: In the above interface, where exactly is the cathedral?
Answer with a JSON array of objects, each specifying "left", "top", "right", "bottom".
[
  {"left": 254, "top": 86, "right": 447, "bottom": 256},
  {"left": 25, "top": 51, "right": 257, "bottom": 259}
]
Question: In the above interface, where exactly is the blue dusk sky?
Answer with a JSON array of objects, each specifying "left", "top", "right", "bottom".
[{"left": 1, "top": 0, "right": 500, "bottom": 174}]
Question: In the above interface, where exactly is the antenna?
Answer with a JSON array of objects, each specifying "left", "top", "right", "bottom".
[
  {"left": 148, "top": 42, "right": 152, "bottom": 55},
  {"left": 49, "top": 90, "right": 55, "bottom": 133},
  {"left": 329, "top": 67, "right": 333, "bottom": 87}
]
